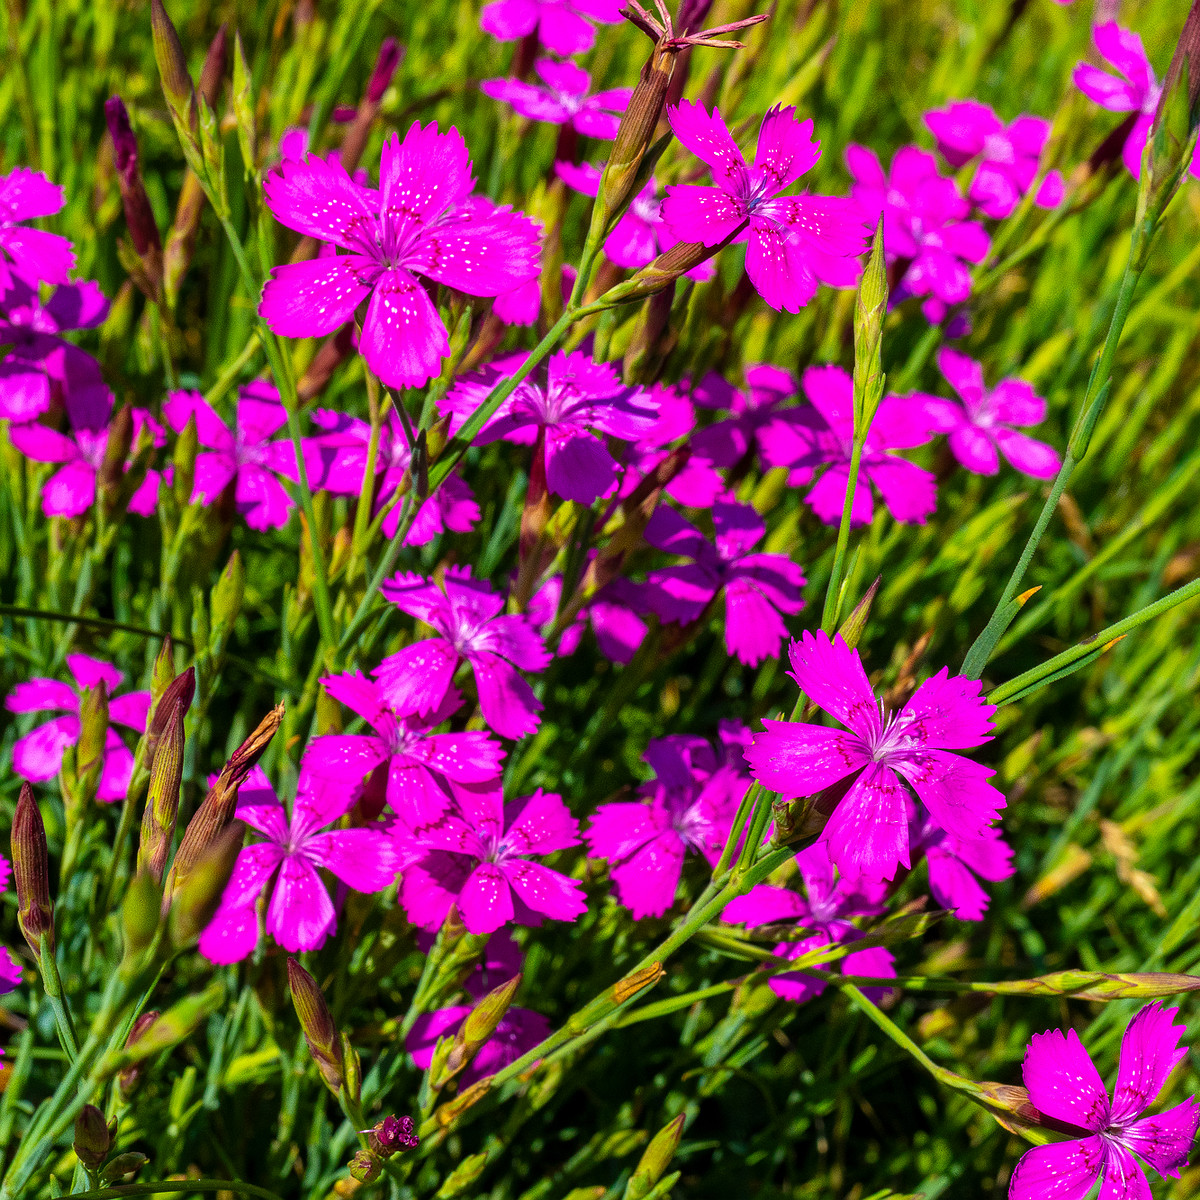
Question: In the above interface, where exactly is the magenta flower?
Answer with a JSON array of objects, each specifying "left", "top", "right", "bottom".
[
  {"left": 481, "top": 61, "right": 632, "bottom": 140},
  {"left": 724, "top": 843, "right": 895, "bottom": 1004},
  {"left": 5, "top": 655, "right": 150, "bottom": 802},
  {"left": 917, "top": 348, "right": 1060, "bottom": 480},
  {"left": 1074, "top": 22, "right": 1200, "bottom": 181},
  {"left": 643, "top": 499, "right": 806, "bottom": 667},
  {"left": 480, "top": 0, "right": 623, "bottom": 55},
  {"left": 846, "top": 145, "right": 990, "bottom": 324},
  {"left": 10, "top": 409, "right": 164, "bottom": 519},
  {"left": 0, "top": 278, "right": 112, "bottom": 430},
  {"left": 407, "top": 1004, "right": 551, "bottom": 1085},
  {"left": 767, "top": 365, "right": 937, "bottom": 528},
  {"left": 555, "top": 161, "right": 715, "bottom": 280},
  {"left": 199, "top": 766, "right": 400, "bottom": 963},
  {"left": 586, "top": 731, "right": 748, "bottom": 919},
  {"left": 526, "top": 570, "right": 649, "bottom": 665},
  {"left": 0, "top": 858, "right": 22, "bottom": 994},
  {"left": 398, "top": 783, "right": 585, "bottom": 935},
  {"left": 441, "top": 349, "right": 658, "bottom": 504},
  {"left": 310, "top": 408, "right": 479, "bottom": 542},
  {"left": 746, "top": 630, "right": 1004, "bottom": 882},
  {"left": 924, "top": 101, "right": 1065, "bottom": 219},
  {"left": 660, "top": 102, "right": 869, "bottom": 313},
  {"left": 0, "top": 168, "right": 75, "bottom": 291},
  {"left": 163, "top": 383, "right": 305, "bottom": 531},
  {"left": 374, "top": 567, "right": 552, "bottom": 740},
  {"left": 302, "top": 674, "right": 504, "bottom": 825},
  {"left": 1009, "top": 1003, "right": 1199, "bottom": 1199},
  {"left": 919, "top": 822, "right": 1014, "bottom": 921},
  {"left": 258, "top": 124, "right": 541, "bottom": 389}
]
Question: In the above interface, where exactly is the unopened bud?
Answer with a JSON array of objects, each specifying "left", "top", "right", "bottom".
[
  {"left": 852, "top": 222, "right": 887, "bottom": 433},
  {"left": 13, "top": 783, "right": 54, "bottom": 957},
  {"left": 198, "top": 24, "right": 228, "bottom": 110},
  {"left": 441, "top": 974, "right": 521, "bottom": 1083},
  {"left": 150, "top": 637, "right": 178, "bottom": 706},
  {"left": 341, "top": 1031, "right": 362, "bottom": 1105},
  {"left": 167, "top": 823, "right": 243, "bottom": 947},
  {"left": 625, "top": 1114, "right": 685, "bottom": 1200},
  {"left": 99, "top": 404, "right": 134, "bottom": 498},
  {"left": 99, "top": 1152, "right": 149, "bottom": 1183},
  {"left": 121, "top": 870, "right": 162, "bottom": 961},
  {"left": 288, "top": 959, "right": 344, "bottom": 1092},
  {"left": 600, "top": 50, "right": 673, "bottom": 220},
  {"left": 138, "top": 700, "right": 185, "bottom": 884},
  {"left": 231, "top": 33, "right": 257, "bottom": 175},
  {"left": 150, "top": 0, "right": 197, "bottom": 126},
  {"left": 173, "top": 412, "right": 198, "bottom": 505},
  {"left": 104, "top": 97, "right": 164, "bottom": 287},
  {"left": 145, "top": 666, "right": 195, "bottom": 768},
  {"left": 210, "top": 550, "right": 245, "bottom": 642},
  {"left": 367, "top": 38, "right": 402, "bottom": 105},
  {"left": 76, "top": 681, "right": 110, "bottom": 802},
  {"left": 836, "top": 576, "right": 881, "bottom": 652},
  {"left": 118, "top": 1011, "right": 161, "bottom": 1098},
  {"left": 618, "top": 230, "right": 742, "bottom": 303},
  {"left": 73, "top": 1104, "right": 111, "bottom": 1171}
]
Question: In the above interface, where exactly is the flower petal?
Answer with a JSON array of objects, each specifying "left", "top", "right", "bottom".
[
  {"left": 457, "top": 862, "right": 515, "bottom": 934},
  {"left": 1008, "top": 1137, "right": 1106, "bottom": 1200},
  {"left": 745, "top": 720, "right": 869, "bottom": 797},
  {"left": 1022, "top": 1028, "right": 1110, "bottom": 1130},
  {"left": 1110, "top": 1002, "right": 1191, "bottom": 1124},
  {"left": 822, "top": 764, "right": 911, "bottom": 882},
  {"left": 266, "top": 855, "right": 337, "bottom": 952},
  {"left": 360, "top": 267, "right": 449, "bottom": 389},
  {"left": 785, "top": 629, "right": 882, "bottom": 742}
]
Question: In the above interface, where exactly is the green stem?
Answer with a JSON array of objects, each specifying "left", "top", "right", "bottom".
[
  {"left": 60, "top": 1182, "right": 285, "bottom": 1200},
  {"left": 40, "top": 936, "right": 78, "bottom": 1062},
  {"left": 819, "top": 437, "right": 867, "bottom": 634}
]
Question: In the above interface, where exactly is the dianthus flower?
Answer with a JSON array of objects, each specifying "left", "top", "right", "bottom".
[
  {"left": 917, "top": 348, "right": 1060, "bottom": 480},
  {"left": 440, "top": 349, "right": 658, "bottom": 505},
  {"left": 917, "top": 820, "right": 1014, "bottom": 921},
  {"left": 374, "top": 567, "right": 551, "bottom": 740},
  {"left": 258, "top": 123, "right": 541, "bottom": 388},
  {"left": 767, "top": 365, "right": 936, "bottom": 527},
  {"left": 398, "top": 782, "right": 585, "bottom": 935},
  {"left": 5, "top": 655, "right": 149, "bottom": 801},
  {"left": 482, "top": 61, "right": 632, "bottom": 140},
  {"left": 724, "top": 842, "right": 895, "bottom": 1003},
  {"left": 526, "top": 570, "right": 649, "bottom": 664},
  {"left": 303, "top": 675, "right": 504, "bottom": 825},
  {"left": 0, "top": 168, "right": 75, "bottom": 290},
  {"left": 1009, "top": 1003, "right": 1199, "bottom": 1199},
  {"left": 163, "top": 382, "right": 305, "bottom": 531},
  {"left": 924, "top": 101, "right": 1065, "bottom": 219},
  {"left": 309, "top": 408, "right": 479, "bottom": 542},
  {"left": 586, "top": 729, "right": 748, "bottom": 919},
  {"left": 0, "top": 278, "right": 112, "bottom": 430},
  {"left": 643, "top": 500, "right": 806, "bottom": 667},
  {"left": 660, "top": 102, "right": 869, "bottom": 313},
  {"left": 846, "top": 144, "right": 990, "bottom": 324},
  {"left": 407, "top": 1004, "right": 551, "bottom": 1086},
  {"left": 746, "top": 630, "right": 1004, "bottom": 882},
  {"left": 10, "top": 409, "right": 164, "bottom": 519},
  {"left": 481, "top": 0, "right": 623, "bottom": 55},
  {"left": 199, "top": 767, "right": 400, "bottom": 962},
  {"left": 1073, "top": 21, "right": 1200, "bottom": 181}
]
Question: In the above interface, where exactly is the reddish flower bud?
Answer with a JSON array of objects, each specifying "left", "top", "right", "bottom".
[
  {"left": 12, "top": 783, "right": 54, "bottom": 958},
  {"left": 288, "top": 959, "right": 344, "bottom": 1092}
]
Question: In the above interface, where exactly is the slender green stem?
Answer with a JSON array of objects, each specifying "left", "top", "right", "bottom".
[
  {"left": 820, "top": 437, "right": 867, "bottom": 634},
  {"left": 40, "top": 937, "right": 78, "bottom": 1061},
  {"left": 62, "top": 1182, "right": 285, "bottom": 1200}
]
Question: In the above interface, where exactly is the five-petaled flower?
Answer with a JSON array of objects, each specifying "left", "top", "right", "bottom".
[
  {"left": 746, "top": 630, "right": 1005, "bottom": 882},
  {"left": 661, "top": 102, "right": 869, "bottom": 313},
  {"left": 1009, "top": 1003, "right": 1199, "bottom": 1200},
  {"left": 482, "top": 60, "right": 632, "bottom": 140},
  {"left": 258, "top": 126, "right": 541, "bottom": 389}
]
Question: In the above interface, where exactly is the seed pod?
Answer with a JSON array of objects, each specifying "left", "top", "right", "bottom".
[
  {"left": 73, "top": 1105, "right": 111, "bottom": 1171},
  {"left": 12, "top": 783, "right": 54, "bottom": 957},
  {"left": 288, "top": 959, "right": 344, "bottom": 1092}
]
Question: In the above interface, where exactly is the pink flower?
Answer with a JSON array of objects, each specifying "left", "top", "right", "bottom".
[
  {"left": 1073, "top": 22, "right": 1200, "bottom": 181},
  {"left": 555, "top": 161, "right": 715, "bottom": 280},
  {"left": 526, "top": 570, "right": 650, "bottom": 664},
  {"left": 745, "top": 630, "right": 1004, "bottom": 882},
  {"left": 0, "top": 278, "right": 112, "bottom": 430},
  {"left": 1009, "top": 1003, "right": 1199, "bottom": 1199},
  {"left": 309, "top": 408, "right": 479, "bottom": 542},
  {"left": 199, "top": 767, "right": 400, "bottom": 962},
  {"left": 441, "top": 349, "right": 658, "bottom": 505},
  {"left": 0, "top": 168, "right": 75, "bottom": 290},
  {"left": 302, "top": 674, "right": 504, "bottom": 825},
  {"left": 481, "top": 61, "right": 632, "bottom": 140},
  {"left": 163, "top": 383, "right": 304, "bottom": 531},
  {"left": 398, "top": 783, "right": 585, "bottom": 935},
  {"left": 586, "top": 730, "right": 748, "bottom": 919},
  {"left": 765, "top": 365, "right": 937, "bottom": 527},
  {"left": 258, "top": 123, "right": 541, "bottom": 389},
  {"left": 846, "top": 145, "right": 990, "bottom": 324},
  {"left": 480, "top": 0, "right": 623, "bottom": 56},
  {"left": 5, "top": 655, "right": 150, "bottom": 801},
  {"left": 374, "top": 567, "right": 552, "bottom": 740},
  {"left": 920, "top": 822, "right": 1014, "bottom": 922},
  {"left": 660, "top": 102, "right": 869, "bottom": 313},
  {"left": 724, "top": 842, "right": 895, "bottom": 1004},
  {"left": 10, "top": 409, "right": 165, "bottom": 519},
  {"left": 407, "top": 1004, "right": 550, "bottom": 1086},
  {"left": 924, "top": 101, "right": 1064, "bottom": 219},
  {"left": 0, "top": 855, "right": 23, "bottom": 996},
  {"left": 643, "top": 499, "right": 806, "bottom": 667},
  {"left": 917, "top": 348, "right": 1060, "bottom": 479}
]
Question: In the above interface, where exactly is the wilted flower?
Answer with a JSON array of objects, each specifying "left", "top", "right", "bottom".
[
  {"left": 1009, "top": 1003, "right": 1199, "bottom": 1199},
  {"left": 660, "top": 102, "right": 869, "bottom": 312},
  {"left": 482, "top": 60, "right": 632, "bottom": 139},
  {"left": 746, "top": 630, "right": 1005, "bottom": 882},
  {"left": 258, "top": 123, "right": 541, "bottom": 389},
  {"left": 0, "top": 168, "right": 75, "bottom": 290},
  {"left": 6, "top": 656, "right": 150, "bottom": 801},
  {"left": 480, "top": 0, "right": 623, "bottom": 56}
]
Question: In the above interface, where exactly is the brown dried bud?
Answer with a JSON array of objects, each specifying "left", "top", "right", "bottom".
[
  {"left": 13, "top": 782, "right": 54, "bottom": 957},
  {"left": 288, "top": 959, "right": 344, "bottom": 1092}
]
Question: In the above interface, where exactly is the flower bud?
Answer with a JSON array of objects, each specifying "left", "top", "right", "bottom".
[
  {"left": 367, "top": 1114, "right": 419, "bottom": 1157},
  {"left": 138, "top": 699, "right": 185, "bottom": 885},
  {"left": 121, "top": 870, "right": 162, "bottom": 962},
  {"left": 173, "top": 412, "right": 198, "bottom": 506},
  {"left": 837, "top": 575, "right": 881, "bottom": 652},
  {"left": 349, "top": 1149, "right": 382, "bottom": 1183},
  {"left": 852, "top": 222, "right": 888, "bottom": 434},
  {"left": 150, "top": 636, "right": 178, "bottom": 707},
  {"left": 341, "top": 1031, "right": 362, "bottom": 1105},
  {"left": 288, "top": 958, "right": 344, "bottom": 1092},
  {"left": 150, "top": 0, "right": 198, "bottom": 149},
  {"left": 367, "top": 37, "right": 402, "bottom": 105},
  {"left": 198, "top": 24, "right": 228, "bottom": 110},
  {"left": 231, "top": 33, "right": 257, "bottom": 176},
  {"left": 75, "top": 681, "right": 110, "bottom": 804},
  {"left": 118, "top": 1011, "right": 161, "bottom": 1099},
  {"left": 73, "top": 1104, "right": 111, "bottom": 1171},
  {"left": 104, "top": 96, "right": 164, "bottom": 292},
  {"left": 441, "top": 974, "right": 521, "bottom": 1083},
  {"left": 167, "top": 823, "right": 244, "bottom": 948},
  {"left": 99, "top": 1152, "right": 149, "bottom": 1183},
  {"left": 625, "top": 1114, "right": 685, "bottom": 1200},
  {"left": 99, "top": 403, "right": 135, "bottom": 500},
  {"left": 600, "top": 48, "right": 673, "bottom": 222},
  {"left": 13, "top": 783, "right": 54, "bottom": 957},
  {"left": 144, "top": 665, "right": 195, "bottom": 770},
  {"left": 209, "top": 550, "right": 245, "bottom": 648},
  {"left": 1147, "top": 0, "right": 1200, "bottom": 206}
]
